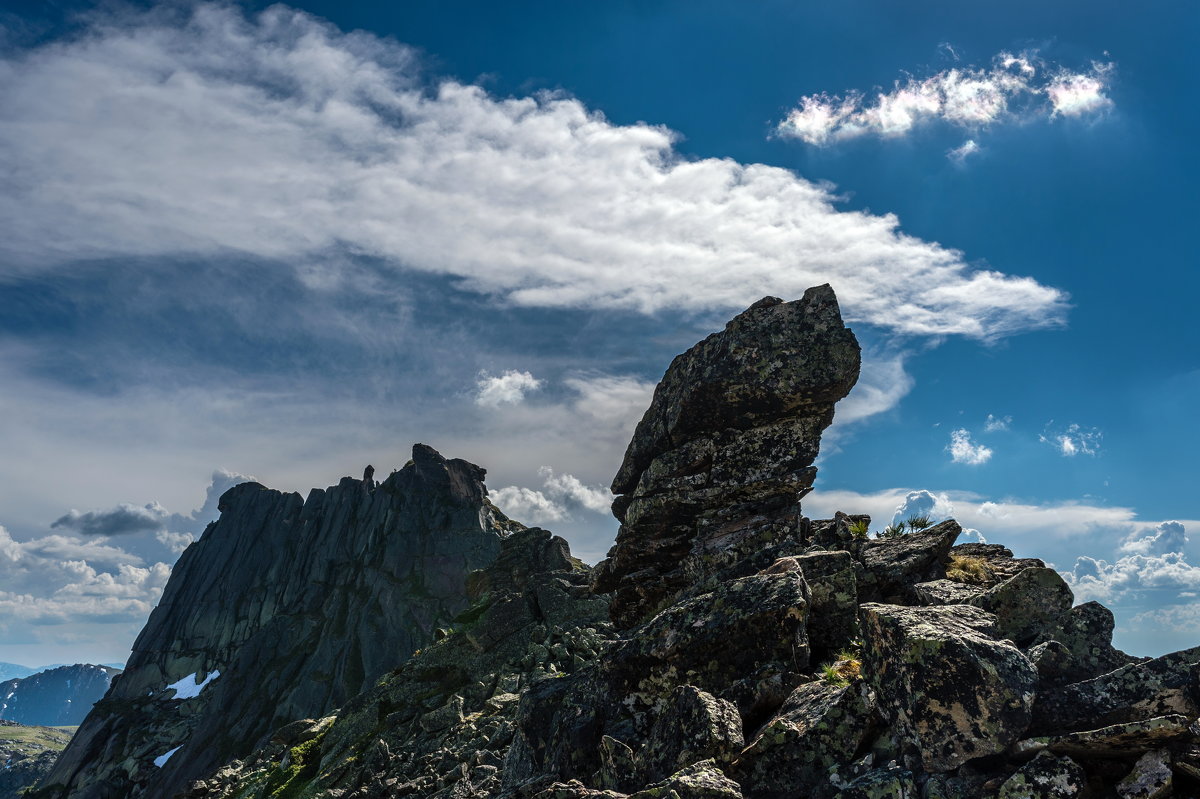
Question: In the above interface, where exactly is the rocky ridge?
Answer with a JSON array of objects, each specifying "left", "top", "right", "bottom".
[
  {"left": 35, "top": 445, "right": 517, "bottom": 799},
  {"left": 36, "top": 285, "right": 1200, "bottom": 799}
]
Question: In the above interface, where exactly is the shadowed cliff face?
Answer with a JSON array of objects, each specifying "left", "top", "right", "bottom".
[
  {"left": 594, "top": 285, "right": 861, "bottom": 628},
  {"left": 36, "top": 444, "right": 514, "bottom": 799}
]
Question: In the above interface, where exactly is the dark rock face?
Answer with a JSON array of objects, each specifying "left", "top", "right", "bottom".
[
  {"left": 594, "top": 286, "right": 860, "bottom": 628},
  {"left": 35, "top": 444, "right": 512, "bottom": 799},
  {"left": 0, "top": 665, "right": 118, "bottom": 727}
]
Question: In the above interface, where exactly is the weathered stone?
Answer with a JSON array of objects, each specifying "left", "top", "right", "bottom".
[
  {"left": 596, "top": 286, "right": 860, "bottom": 628},
  {"left": 1017, "top": 714, "right": 1194, "bottom": 758},
  {"left": 912, "top": 579, "right": 987, "bottom": 607},
  {"left": 1116, "top": 749, "right": 1172, "bottom": 799},
  {"left": 996, "top": 750, "right": 1086, "bottom": 798},
  {"left": 1031, "top": 645, "right": 1200, "bottom": 734},
  {"left": 859, "top": 603, "right": 1037, "bottom": 772},
  {"left": 1035, "top": 601, "right": 1142, "bottom": 684},
  {"left": 640, "top": 686, "right": 742, "bottom": 782},
  {"left": 1027, "top": 640, "right": 1074, "bottom": 682},
  {"left": 832, "top": 765, "right": 917, "bottom": 799},
  {"left": 857, "top": 521, "right": 960, "bottom": 602},
  {"left": 630, "top": 760, "right": 742, "bottom": 799},
  {"left": 732, "top": 681, "right": 873, "bottom": 799},
  {"left": 948, "top": 544, "right": 1046, "bottom": 587},
  {"left": 971, "top": 567, "right": 1074, "bottom": 646},
  {"left": 594, "top": 736, "right": 639, "bottom": 794},
  {"left": 790, "top": 551, "right": 859, "bottom": 659}
]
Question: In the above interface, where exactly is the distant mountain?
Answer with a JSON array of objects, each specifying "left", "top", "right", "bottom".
[
  {"left": 0, "top": 665, "right": 120, "bottom": 727},
  {"left": 0, "top": 663, "right": 35, "bottom": 682}
]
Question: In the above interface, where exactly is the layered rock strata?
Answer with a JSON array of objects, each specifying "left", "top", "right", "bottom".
[
  {"left": 35, "top": 444, "right": 514, "bottom": 799},
  {"left": 593, "top": 285, "right": 861, "bottom": 628}
]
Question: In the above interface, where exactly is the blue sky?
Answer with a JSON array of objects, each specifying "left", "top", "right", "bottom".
[{"left": 0, "top": 0, "right": 1196, "bottom": 666}]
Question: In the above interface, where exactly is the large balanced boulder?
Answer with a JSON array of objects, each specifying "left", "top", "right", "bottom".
[
  {"left": 859, "top": 603, "right": 1037, "bottom": 772},
  {"left": 594, "top": 286, "right": 860, "bottom": 628}
]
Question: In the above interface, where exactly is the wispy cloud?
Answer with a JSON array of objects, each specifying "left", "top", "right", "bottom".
[
  {"left": 475, "top": 370, "right": 542, "bottom": 407},
  {"left": 948, "top": 428, "right": 992, "bottom": 465},
  {"left": 984, "top": 413, "right": 1012, "bottom": 432},
  {"left": 778, "top": 50, "right": 1113, "bottom": 146},
  {"left": 0, "top": 4, "right": 1066, "bottom": 340},
  {"left": 1040, "top": 422, "right": 1102, "bottom": 457},
  {"left": 947, "top": 139, "right": 981, "bottom": 164}
]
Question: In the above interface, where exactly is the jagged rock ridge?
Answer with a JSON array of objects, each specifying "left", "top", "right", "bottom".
[
  {"left": 36, "top": 445, "right": 516, "bottom": 799},
  {"left": 38, "top": 285, "right": 1200, "bottom": 799}
]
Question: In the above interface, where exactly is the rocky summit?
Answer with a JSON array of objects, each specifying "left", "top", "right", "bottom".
[{"left": 32, "top": 285, "right": 1200, "bottom": 799}]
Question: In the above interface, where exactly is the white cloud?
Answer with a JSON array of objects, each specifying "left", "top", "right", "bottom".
[
  {"left": 984, "top": 413, "right": 1011, "bottom": 432},
  {"left": 474, "top": 370, "right": 542, "bottom": 407},
  {"left": 1040, "top": 422, "right": 1102, "bottom": 457},
  {"left": 538, "top": 467, "right": 613, "bottom": 514},
  {"left": 488, "top": 486, "right": 568, "bottom": 525},
  {"left": 0, "top": 4, "right": 1066, "bottom": 340},
  {"left": 1121, "top": 521, "right": 1188, "bottom": 556},
  {"left": 947, "top": 139, "right": 981, "bottom": 164},
  {"left": 891, "top": 489, "right": 956, "bottom": 527},
  {"left": 948, "top": 428, "right": 993, "bottom": 465},
  {"left": 1068, "top": 552, "right": 1200, "bottom": 605},
  {"left": 1047, "top": 64, "right": 1115, "bottom": 116},
  {"left": 0, "top": 525, "right": 170, "bottom": 626},
  {"left": 490, "top": 466, "right": 613, "bottom": 525},
  {"left": 778, "top": 50, "right": 1113, "bottom": 145}
]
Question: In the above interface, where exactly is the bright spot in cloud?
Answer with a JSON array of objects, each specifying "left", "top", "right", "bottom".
[
  {"left": 490, "top": 466, "right": 613, "bottom": 524},
  {"left": 948, "top": 428, "right": 993, "bottom": 465},
  {"left": 475, "top": 370, "right": 542, "bottom": 407}
]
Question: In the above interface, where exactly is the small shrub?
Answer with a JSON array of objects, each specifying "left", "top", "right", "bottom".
[
  {"left": 945, "top": 554, "right": 994, "bottom": 585},
  {"left": 905, "top": 514, "right": 932, "bottom": 531},
  {"left": 878, "top": 520, "right": 906, "bottom": 539},
  {"left": 847, "top": 519, "right": 870, "bottom": 539}
]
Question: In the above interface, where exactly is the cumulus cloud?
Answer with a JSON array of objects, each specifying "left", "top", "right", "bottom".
[
  {"left": 1040, "top": 422, "right": 1102, "bottom": 457},
  {"left": 1121, "top": 521, "right": 1188, "bottom": 556},
  {"left": 0, "top": 3, "right": 1067, "bottom": 340},
  {"left": 488, "top": 486, "right": 568, "bottom": 525},
  {"left": 490, "top": 466, "right": 613, "bottom": 525},
  {"left": 948, "top": 428, "right": 993, "bottom": 465},
  {"left": 1068, "top": 551, "right": 1200, "bottom": 605},
  {"left": 0, "top": 525, "right": 170, "bottom": 626},
  {"left": 984, "top": 413, "right": 1012, "bottom": 432},
  {"left": 475, "top": 370, "right": 543, "bottom": 407},
  {"left": 891, "top": 489, "right": 956, "bottom": 527},
  {"left": 778, "top": 50, "right": 1114, "bottom": 146}
]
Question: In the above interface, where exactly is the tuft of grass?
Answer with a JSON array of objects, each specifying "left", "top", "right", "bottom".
[
  {"left": 905, "top": 514, "right": 932, "bottom": 531},
  {"left": 820, "top": 654, "right": 862, "bottom": 687},
  {"left": 945, "top": 554, "right": 994, "bottom": 585},
  {"left": 847, "top": 519, "right": 870, "bottom": 539},
  {"left": 878, "top": 520, "right": 906, "bottom": 539}
]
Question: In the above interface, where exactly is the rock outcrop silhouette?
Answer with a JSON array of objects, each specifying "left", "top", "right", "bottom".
[{"left": 35, "top": 285, "right": 1200, "bottom": 799}]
